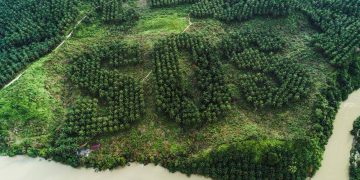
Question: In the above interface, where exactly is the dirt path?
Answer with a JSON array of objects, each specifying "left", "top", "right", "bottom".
[
  {"left": 141, "top": 71, "right": 152, "bottom": 83},
  {"left": 182, "top": 14, "right": 193, "bottom": 33},
  {"left": 3, "top": 72, "right": 24, "bottom": 89},
  {"left": 1, "top": 2, "right": 109, "bottom": 90},
  {"left": 312, "top": 89, "right": 360, "bottom": 180},
  {"left": 2, "top": 17, "right": 84, "bottom": 90},
  {"left": 137, "top": 14, "right": 194, "bottom": 84},
  {"left": 55, "top": 13, "right": 88, "bottom": 51},
  {"left": 3, "top": 2, "right": 192, "bottom": 90}
]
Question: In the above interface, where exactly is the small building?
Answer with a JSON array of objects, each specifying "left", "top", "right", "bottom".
[{"left": 77, "top": 148, "right": 91, "bottom": 157}]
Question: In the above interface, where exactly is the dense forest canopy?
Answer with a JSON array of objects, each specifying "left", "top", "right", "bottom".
[{"left": 0, "top": 0, "right": 360, "bottom": 179}]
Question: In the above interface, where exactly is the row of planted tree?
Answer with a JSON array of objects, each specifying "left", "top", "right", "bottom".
[
  {"left": 91, "top": 0, "right": 139, "bottom": 24},
  {"left": 51, "top": 41, "right": 145, "bottom": 166},
  {"left": 0, "top": 0, "right": 141, "bottom": 89},
  {"left": 162, "top": 139, "right": 320, "bottom": 180},
  {"left": 0, "top": 0, "right": 80, "bottom": 88},
  {"left": 69, "top": 41, "right": 145, "bottom": 137},
  {"left": 51, "top": 0, "right": 360, "bottom": 177},
  {"left": 153, "top": 34, "right": 231, "bottom": 126},
  {"left": 46, "top": 31, "right": 319, "bottom": 177},
  {"left": 147, "top": 0, "right": 359, "bottom": 67},
  {"left": 65, "top": 31, "right": 306, "bottom": 137},
  {"left": 147, "top": 0, "right": 360, "bottom": 151},
  {"left": 222, "top": 30, "right": 311, "bottom": 108}
]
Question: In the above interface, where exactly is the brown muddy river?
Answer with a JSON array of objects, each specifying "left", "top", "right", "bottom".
[
  {"left": 312, "top": 89, "right": 360, "bottom": 180},
  {"left": 0, "top": 156, "right": 208, "bottom": 180}
]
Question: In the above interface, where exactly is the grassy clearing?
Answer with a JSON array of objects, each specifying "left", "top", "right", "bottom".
[
  {"left": 0, "top": 55, "right": 64, "bottom": 151},
  {"left": 134, "top": 13, "right": 188, "bottom": 35}
]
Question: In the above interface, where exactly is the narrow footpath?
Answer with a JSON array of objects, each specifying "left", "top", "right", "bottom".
[{"left": 2, "top": 1, "right": 115, "bottom": 90}]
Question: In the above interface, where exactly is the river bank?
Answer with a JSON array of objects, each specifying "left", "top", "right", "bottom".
[
  {"left": 2, "top": 90, "right": 360, "bottom": 180},
  {"left": 312, "top": 89, "right": 360, "bottom": 180},
  {"left": 0, "top": 156, "right": 208, "bottom": 180}
]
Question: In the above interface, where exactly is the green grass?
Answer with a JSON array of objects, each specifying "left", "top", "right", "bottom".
[
  {"left": 73, "top": 20, "right": 110, "bottom": 39},
  {"left": 0, "top": 55, "right": 64, "bottom": 149},
  {"left": 134, "top": 13, "right": 188, "bottom": 35}
]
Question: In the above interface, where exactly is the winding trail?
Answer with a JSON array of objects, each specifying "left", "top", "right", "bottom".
[
  {"left": 3, "top": 72, "right": 24, "bottom": 89},
  {"left": 1, "top": 1, "right": 116, "bottom": 90},
  {"left": 137, "top": 13, "right": 193, "bottom": 83},
  {"left": 141, "top": 71, "right": 152, "bottom": 83},
  {"left": 182, "top": 14, "right": 193, "bottom": 33},
  {"left": 312, "top": 89, "right": 360, "bottom": 180},
  {"left": 2, "top": 17, "right": 86, "bottom": 90},
  {"left": 3, "top": 8, "right": 192, "bottom": 90}
]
